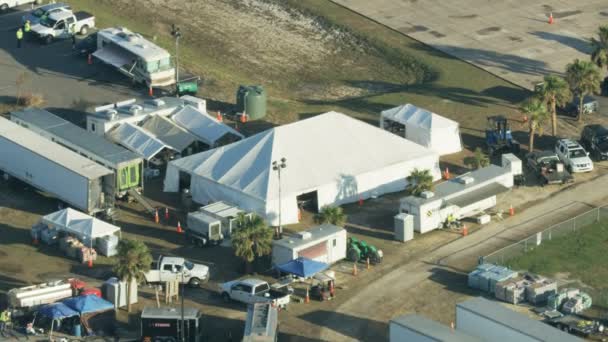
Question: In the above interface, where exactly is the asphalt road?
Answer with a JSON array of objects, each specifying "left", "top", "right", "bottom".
[
  {"left": 318, "top": 171, "right": 608, "bottom": 341},
  {"left": 0, "top": 6, "right": 140, "bottom": 119}
]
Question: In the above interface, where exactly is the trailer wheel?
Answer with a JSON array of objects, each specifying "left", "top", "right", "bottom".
[
  {"left": 221, "top": 292, "right": 231, "bottom": 302},
  {"left": 188, "top": 277, "right": 201, "bottom": 287},
  {"left": 80, "top": 25, "right": 89, "bottom": 35},
  {"left": 44, "top": 35, "right": 53, "bottom": 45}
]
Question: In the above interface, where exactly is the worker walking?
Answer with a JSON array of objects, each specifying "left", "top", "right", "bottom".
[
  {"left": 24, "top": 20, "right": 31, "bottom": 35},
  {"left": 0, "top": 309, "right": 9, "bottom": 337},
  {"left": 70, "top": 24, "right": 77, "bottom": 49},
  {"left": 16, "top": 28, "right": 23, "bottom": 48}
]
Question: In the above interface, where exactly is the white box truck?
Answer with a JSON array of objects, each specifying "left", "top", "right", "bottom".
[{"left": 0, "top": 117, "right": 114, "bottom": 215}]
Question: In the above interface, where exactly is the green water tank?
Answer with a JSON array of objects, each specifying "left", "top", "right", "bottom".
[{"left": 236, "top": 85, "right": 267, "bottom": 120}]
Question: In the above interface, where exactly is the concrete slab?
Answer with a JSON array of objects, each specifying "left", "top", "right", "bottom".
[{"left": 334, "top": 0, "right": 606, "bottom": 89}]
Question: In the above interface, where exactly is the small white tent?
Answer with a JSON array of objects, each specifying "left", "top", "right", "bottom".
[
  {"left": 42, "top": 208, "right": 121, "bottom": 240},
  {"left": 380, "top": 104, "right": 462, "bottom": 156},
  {"left": 165, "top": 112, "right": 441, "bottom": 226},
  {"left": 107, "top": 122, "right": 176, "bottom": 161},
  {"left": 171, "top": 106, "right": 244, "bottom": 147}
]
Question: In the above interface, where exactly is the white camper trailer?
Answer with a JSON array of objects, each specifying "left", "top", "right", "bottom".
[{"left": 93, "top": 27, "right": 176, "bottom": 88}]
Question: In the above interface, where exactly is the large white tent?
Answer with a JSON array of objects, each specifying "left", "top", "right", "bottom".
[
  {"left": 380, "top": 104, "right": 462, "bottom": 156},
  {"left": 42, "top": 208, "right": 121, "bottom": 240},
  {"left": 165, "top": 112, "right": 440, "bottom": 226}
]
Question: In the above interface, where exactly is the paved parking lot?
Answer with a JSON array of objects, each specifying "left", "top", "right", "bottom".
[{"left": 334, "top": 0, "right": 607, "bottom": 89}]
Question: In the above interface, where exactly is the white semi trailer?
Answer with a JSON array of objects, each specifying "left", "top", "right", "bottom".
[{"left": 0, "top": 117, "right": 114, "bottom": 214}]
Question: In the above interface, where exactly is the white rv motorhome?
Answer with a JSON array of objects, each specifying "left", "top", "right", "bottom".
[{"left": 92, "top": 27, "right": 176, "bottom": 88}]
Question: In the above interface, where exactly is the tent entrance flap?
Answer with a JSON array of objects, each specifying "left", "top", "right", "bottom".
[{"left": 93, "top": 44, "right": 134, "bottom": 70}]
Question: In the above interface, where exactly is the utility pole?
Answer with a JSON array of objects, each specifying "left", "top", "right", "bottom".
[
  {"left": 181, "top": 271, "right": 185, "bottom": 342},
  {"left": 272, "top": 158, "right": 287, "bottom": 238},
  {"left": 171, "top": 24, "right": 181, "bottom": 97}
]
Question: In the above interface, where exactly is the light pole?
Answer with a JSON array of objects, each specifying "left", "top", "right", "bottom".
[
  {"left": 171, "top": 24, "right": 181, "bottom": 96},
  {"left": 180, "top": 270, "right": 185, "bottom": 342},
  {"left": 272, "top": 158, "right": 287, "bottom": 238}
]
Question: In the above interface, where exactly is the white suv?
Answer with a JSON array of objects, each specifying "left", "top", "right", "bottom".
[{"left": 555, "top": 139, "right": 593, "bottom": 173}]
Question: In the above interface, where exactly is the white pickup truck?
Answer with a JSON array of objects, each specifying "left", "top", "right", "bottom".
[
  {"left": 0, "top": 0, "right": 40, "bottom": 12},
  {"left": 144, "top": 256, "right": 209, "bottom": 288},
  {"left": 220, "top": 278, "right": 290, "bottom": 308},
  {"left": 31, "top": 10, "right": 94, "bottom": 44}
]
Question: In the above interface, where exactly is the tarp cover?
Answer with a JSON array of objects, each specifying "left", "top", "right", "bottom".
[
  {"left": 141, "top": 115, "right": 198, "bottom": 152},
  {"left": 172, "top": 105, "right": 244, "bottom": 146},
  {"left": 42, "top": 208, "right": 120, "bottom": 239},
  {"left": 107, "top": 122, "right": 173, "bottom": 160},
  {"left": 165, "top": 111, "right": 440, "bottom": 225},
  {"left": 380, "top": 104, "right": 462, "bottom": 156},
  {"left": 63, "top": 295, "right": 114, "bottom": 314},
  {"left": 276, "top": 257, "right": 329, "bottom": 278},
  {"left": 38, "top": 303, "right": 79, "bottom": 319}
]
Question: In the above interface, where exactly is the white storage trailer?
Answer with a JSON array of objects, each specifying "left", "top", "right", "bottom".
[
  {"left": 400, "top": 164, "right": 515, "bottom": 234},
  {"left": 0, "top": 117, "right": 114, "bottom": 214},
  {"left": 456, "top": 297, "right": 582, "bottom": 342},
  {"left": 272, "top": 224, "right": 347, "bottom": 266},
  {"left": 200, "top": 201, "right": 252, "bottom": 237},
  {"left": 390, "top": 314, "right": 482, "bottom": 342},
  {"left": 11, "top": 108, "right": 144, "bottom": 198}
]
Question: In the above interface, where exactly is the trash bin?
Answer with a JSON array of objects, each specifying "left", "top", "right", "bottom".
[{"left": 73, "top": 324, "right": 82, "bottom": 337}]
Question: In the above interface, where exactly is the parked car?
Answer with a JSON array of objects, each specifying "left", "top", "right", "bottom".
[
  {"left": 21, "top": 2, "right": 71, "bottom": 25},
  {"left": 555, "top": 139, "right": 593, "bottom": 173},
  {"left": 144, "top": 255, "right": 209, "bottom": 287},
  {"left": 0, "top": 0, "right": 40, "bottom": 12},
  {"left": 220, "top": 278, "right": 290, "bottom": 308},
  {"left": 563, "top": 96, "right": 599, "bottom": 117},
  {"left": 526, "top": 151, "right": 573, "bottom": 185},
  {"left": 580, "top": 124, "right": 608, "bottom": 161},
  {"left": 31, "top": 10, "right": 95, "bottom": 44}
]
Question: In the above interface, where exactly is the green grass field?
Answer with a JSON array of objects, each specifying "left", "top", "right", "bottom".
[
  {"left": 507, "top": 221, "right": 608, "bottom": 308},
  {"left": 65, "top": 0, "right": 527, "bottom": 138}
]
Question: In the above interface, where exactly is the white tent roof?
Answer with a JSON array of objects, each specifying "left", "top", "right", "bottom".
[
  {"left": 167, "top": 111, "right": 437, "bottom": 201},
  {"left": 42, "top": 208, "right": 120, "bottom": 239},
  {"left": 141, "top": 115, "right": 198, "bottom": 152},
  {"left": 107, "top": 123, "right": 175, "bottom": 161},
  {"left": 381, "top": 104, "right": 458, "bottom": 130},
  {"left": 172, "top": 106, "right": 244, "bottom": 146}
]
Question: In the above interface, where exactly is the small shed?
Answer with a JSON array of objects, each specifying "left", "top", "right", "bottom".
[
  {"left": 380, "top": 104, "right": 462, "bottom": 156},
  {"left": 400, "top": 164, "right": 514, "bottom": 234},
  {"left": 272, "top": 224, "right": 346, "bottom": 266}
]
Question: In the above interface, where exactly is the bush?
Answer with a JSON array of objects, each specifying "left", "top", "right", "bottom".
[{"left": 18, "top": 93, "right": 45, "bottom": 108}]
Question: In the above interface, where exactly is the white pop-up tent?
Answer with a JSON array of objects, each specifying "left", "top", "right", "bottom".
[
  {"left": 171, "top": 106, "right": 244, "bottom": 147},
  {"left": 165, "top": 111, "right": 441, "bottom": 226},
  {"left": 42, "top": 208, "right": 121, "bottom": 240},
  {"left": 380, "top": 104, "right": 462, "bottom": 156},
  {"left": 107, "top": 122, "right": 177, "bottom": 161}
]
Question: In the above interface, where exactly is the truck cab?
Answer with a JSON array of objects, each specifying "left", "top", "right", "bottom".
[{"left": 144, "top": 256, "right": 209, "bottom": 287}]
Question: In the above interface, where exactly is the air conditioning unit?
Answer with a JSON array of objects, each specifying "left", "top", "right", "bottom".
[
  {"left": 420, "top": 191, "right": 434, "bottom": 199},
  {"left": 295, "top": 232, "right": 312, "bottom": 240},
  {"left": 457, "top": 176, "right": 475, "bottom": 185},
  {"left": 105, "top": 109, "right": 118, "bottom": 120},
  {"left": 129, "top": 105, "right": 143, "bottom": 115},
  {"left": 151, "top": 99, "right": 166, "bottom": 108}
]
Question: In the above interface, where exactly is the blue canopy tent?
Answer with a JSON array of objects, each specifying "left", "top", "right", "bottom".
[
  {"left": 276, "top": 257, "right": 329, "bottom": 278},
  {"left": 38, "top": 303, "right": 79, "bottom": 319},
  {"left": 63, "top": 295, "right": 114, "bottom": 314}
]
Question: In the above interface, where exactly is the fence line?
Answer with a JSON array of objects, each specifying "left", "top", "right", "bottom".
[{"left": 481, "top": 206, "right": 608, "bottom": 266}]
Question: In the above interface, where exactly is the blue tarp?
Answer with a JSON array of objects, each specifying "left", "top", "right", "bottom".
[
  {"left": 38, "top": 303, "right": 79, "bottom": 319},
  {"left": 63, "top": 295, "right": 114, "bottom": 314},
  {"left": 276, "top": 257, "right": 329, "bottom": 278}
]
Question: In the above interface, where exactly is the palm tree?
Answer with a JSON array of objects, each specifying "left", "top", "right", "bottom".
[
  {"left": 565, "top": 59, "right": 601, "bottom": 121},
  {"left": 315, "top": 205, "right": 347, "bottom": 226},
  {"left": 591, "top": 26, "right": 608, "bottom": 72},
  {"left": 535, "top": 75, "right": 571, "bottom": 136},
  {"left": 232, "top": 214, "right": 273, "bottom": 273},
  {"left": 113, "top": 239, "right": 152, "bottom": 313},
  {"left": 406, "top": 168, "right": 433, "bottom": 196},
  {"left": 463, "top": 148, "right": 490, "bottom": 170},
  {"left": 521, "top": 98, "right": 550, "bottom": 152}
]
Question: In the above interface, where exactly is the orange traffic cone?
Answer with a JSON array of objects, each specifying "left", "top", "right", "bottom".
[
  {"left": 352, "top": 262, "right": 358, "bottom": 276},
  {"left": 154, "top": 209, "right": 159, "bottom": 224},
  {"left": 329, "top": 280, "right": 335, "bottom": 297},
  {"left": 462, "top": 225, "right": 468, "bottom": 236},
  {"left": 87, "top": 53, "right": 93, "bottom": 65},
  {"left": 216, "top": 111, "right": 223, "bottom": 122},
  {"left": 177, "top": 221, "right": 183, "bottom": 234},
  {"left": 509, "top": 205, "right": 515, "bottom": 216},
  {"left": 88, "top": 259, "right": 93, "bottom": 268},
  {"left": 366, "top": 257, "right": 370, "bottom": 269},
  {"left": 240, "top": 113, "right": 247, "bottom": 123},
  {"left": 548, "top": 12, "right": 554, "bottom": 24},
  {"left": 164, "top": 207, "right": 169, "bottom": 221},
  {"left": 148, "top": 86, "right": 154, "bottom": 97},
  {"left": 443, "top": 167, "right": 451, "bottom": 180},
  {"left": 305, "top": 287, "right": 310, "bottom": 304}
]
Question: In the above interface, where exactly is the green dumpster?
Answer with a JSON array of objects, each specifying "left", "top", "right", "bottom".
[{"left": 177, "top": 81, "right": 198, "bottom": 95}]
